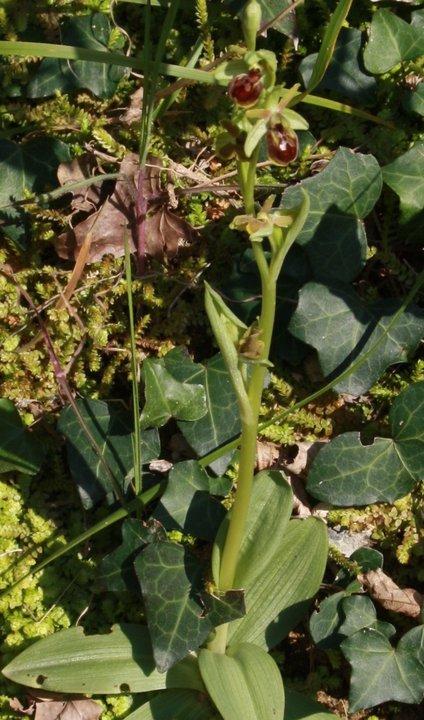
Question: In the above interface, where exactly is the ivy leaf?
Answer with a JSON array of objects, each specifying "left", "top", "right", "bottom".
[
  {"left": 341, "top": 625, "right": 424, "bottom": 710},
  {"left": 382, "top": 141, "right": 424, "bottom": 234},
  {"left": 27, "top": 14, "right": 126, "bottom": 98},
  {"left": 280, "top": 149, "right": 382, "bottom": 283},
  {"left": 364, "top": 9, "right": 424, "bottom": 74},
  {"left": 0, "top": 399, "right": 45, "bottom": 475},
  {"left": 307, "top": 382, "right": 424, "bottom": 505},
  {"left": 141, "top": 348, "right": 207, "bottom": 429},
  {"left": 58, "top": 399, "right": 160, "bottom": 509},
  {"left": 300, "top": 29, "right": 377, "bottom": 104},
  {"left": 98, "top": 519, "right": 165, "bottom": 593},
  {"left": 134, "top": 542, "right": 244, "bottom": 673},
  {"left": 154, "top": 460, "right": 226, "bottom": 541},
  {"left": 289, "top": 282, "right": 424, "bottom": 395},
  {"left": 309, "top": 590, "right": 352, "bottom": 649},
  {"left": 403, "top": 83, "right": 424, "bottom": 117},
  {"left": 178, "top": 354, "right": 241, "bottom": 475}
]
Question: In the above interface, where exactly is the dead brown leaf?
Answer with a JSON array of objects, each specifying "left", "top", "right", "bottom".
[
  {"left": 359, "top": 568, "right": 423, "bottom": 619},
  {"left": 10, "top": 695, "right": 101, "bottom": 720},
  {"left": 284, "top": 441, "right": 327, "bottom": 477},
  {"left": 56, "top": 154, "right": 193, "bottom": 266},
  {"left": 57, "top": 157, "right": 102, "bottom": 213},
  {"left": 256, "top": 440, "right": 279, "bottom": 471},
  {"left": 120, "top": 86, "right": 143, "bottom": 126}
]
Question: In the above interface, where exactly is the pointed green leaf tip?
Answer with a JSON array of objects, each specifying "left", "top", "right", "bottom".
[{"left": 199, "top": 643, "right": 284, "bottom": 720}]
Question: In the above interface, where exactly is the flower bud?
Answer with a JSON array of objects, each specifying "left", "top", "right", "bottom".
[
  {"left": 242, "top": 0, "right": 262, "bottom": 52},
  {"left": 228, "top": 68, "right": 263, "bottom": 107},
  {"left": 267, "top": 123, "right": 298, "bottom": 165}
]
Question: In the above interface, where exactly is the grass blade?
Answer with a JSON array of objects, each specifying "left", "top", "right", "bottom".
[{"left": 305, "top": 0, "right": 354, "bottom": 93}]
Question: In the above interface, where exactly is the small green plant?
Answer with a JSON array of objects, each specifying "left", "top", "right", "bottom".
[{"left": 0, "top": 1, "right": 423, "bottom": 719}]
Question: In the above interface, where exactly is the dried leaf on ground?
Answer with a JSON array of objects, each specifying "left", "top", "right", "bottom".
[
  {"left": 56, "top": 154, "right": 193, "bottom": 264},
  {"left": 359, "top": 568, "right": 423, "bottom": 619},
  {"left": 121, "top": 86, "right": 143, "bottom": 126},
  {"left": 256, "top": 440, "right": 279, "bottom": 471},
  {"left": 57, "top": 157, "right": 102, "bottom": 213},
  {"left": 285, "top": 441, "right": 328, "bottom": 476},
  {"left": 10, "top": 695, "right": 102, "bottom": 720}
]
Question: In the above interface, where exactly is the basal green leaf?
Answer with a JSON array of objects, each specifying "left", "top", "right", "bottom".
[
  {"left": 212, "top": 472, "right": 327, "bottom": 649},
  {"left": 280, "top": 149, "right": 382, "bottom": 283},
  {"left": 154, "top": 460, "right": 226, "bottom": 541},
  {"left": 58, "top": 399, "right": 160, "bottom": 509},
  {"left": 307, "top": 433, "right": 415, "bottom": 505},
  {"left": 300, "top": 29, "right": 377, "bottom": 104},
  {"left": 178, "top": 354, "right": 241, "bottom": 475},
  {"left": 364, "top": 9, "right": 424, "bottom": 74},
  {"left": 284, "top": 689, "right": 336, "bottom": 720},
  {"left": 289, "top": 282, "right": 424, "bottom": 395},
  {"left": 199, "top": 643, "right": 284, "bottom": 720},
  {"left": 141, "top": 348, "right": 207, "bottom": 429},
  {"left": 1, "top": 624, "right": 203, "bottom": 694},
  {"left": 123, "top": 689, "right": 218, "bottom": 720},
  {"left": 28, "top": 14, "right": 126, "bottom": 98},
  {"left": 342, "top": 625, "right": 424, "bottom": 710},
  {"left": 382, "top": 141, "right": 424, "bottom": 231},
  {"left": 0, "top": 399, "right": 44, "bottom": 475},
  {"left": 390, "top": 381, "right": 424, "bottom": 478},
  {"left": 305, "top": 0, "right": 354, "bottom": 93}
]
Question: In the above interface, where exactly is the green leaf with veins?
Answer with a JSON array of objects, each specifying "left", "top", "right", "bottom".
[
  {"left": 199, "top": 643, "right": 284, "bottom": 720},
  {"left": 98, "top": 519, "right": 165, "bottom": 593},
  {"left": 307, "top": 382, "right": 424, "bottom": 505},
  {"left": 403, "top": 83, "right": 424, "bottom": 117},
  {"left": 382, "top": 142, "right": 424, "bottom": 231},
  {"left": 289, "top": 282, "right": 424, "bottom": 396},
  {"left": 0, "top": 399, "right": 45, "bottom": 475},
  {"left": 299, "top": 29, "right": 377, "bottom": 105},
  {"left": 134, "top": 542, "right": 245, "bottom": 673},
  {"left": 141, "top": 348, "right": 207, "bottom": 429},
  {"left": 280, "top": 149, "right": 382, "bottom": 283},
  {"left": 178, "top": 354, "right": 241, "bottom": 475},
  {"left": 154, "top": 460, "right": 226, "bottom": 541},
  {"left": 123, "top": 689, "right": 218, "bottom": 720},
  {"left": 364, "top": 9, "right": 424, "bottom": 74},
  {"left": 1, "top": 624, "right": 203, "bottom": 694},
  {"left": 342, "top": 625, "right": 424, "bottom": 711},
  {"left": 58, "top": 399, "right": 160, "bottom": 509},
  {"left": 28, "top": 13, "right": 126, "bottom": 99}
]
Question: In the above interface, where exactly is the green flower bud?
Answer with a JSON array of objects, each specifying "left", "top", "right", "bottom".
[{"left": 241, "top": 0, "right": 262, "bottom": 52}]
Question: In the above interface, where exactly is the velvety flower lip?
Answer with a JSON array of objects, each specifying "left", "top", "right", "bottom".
[
  {"left": 228, "top": 68, "right": 264, "bottom": 107},
  {"left": 267, "top": 123, "right": 299, "bottom": 165}
]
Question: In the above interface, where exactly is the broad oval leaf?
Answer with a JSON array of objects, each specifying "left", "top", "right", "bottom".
[
  {"left": 0, "top": 399, "right": 44, "bottom": 475},
  {"left": 123, "top": 689, "right": 218, "bottom": 720},
  {"left": 199, "top": 643, "right": 284, "bottom": 720},
  {"left": 1, "top": 624, "right": 203, "bottom": 694}
]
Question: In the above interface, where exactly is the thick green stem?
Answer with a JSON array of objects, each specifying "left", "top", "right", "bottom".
[{"left": 208, "top": 238, "right": 276, "bottom": 653}]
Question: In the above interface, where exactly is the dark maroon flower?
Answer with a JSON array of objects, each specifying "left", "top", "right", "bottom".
[
  {"left": 266, "top": 123, "right": 298, "bottom": 165},
  {"left": 228, "top": 68, "right": 263, "bottom": 107}
]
